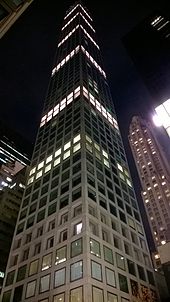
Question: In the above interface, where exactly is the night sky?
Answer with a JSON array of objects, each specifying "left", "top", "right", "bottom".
[{"left": 0, "top": 0, "right": 169, "bottom": 250}]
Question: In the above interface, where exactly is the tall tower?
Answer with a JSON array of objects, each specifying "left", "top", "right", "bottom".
[
  {"left": 1, "top": 3, "right": 158, "bottom": 302},
  {"left": 129, "top": 116, "right": 170, "bottom": 249},
  {"left": 122, "top": 9, "right": 170, "bottom": 108}
]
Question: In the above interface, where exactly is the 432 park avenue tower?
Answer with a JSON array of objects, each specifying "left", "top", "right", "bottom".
[{"left": 1, "top": 2, "right": 159, "bottom": 302}]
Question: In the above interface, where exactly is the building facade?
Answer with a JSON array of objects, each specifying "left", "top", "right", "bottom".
[
  {"left": 1, "top": 3, "right": 158, "bottom": 302},
  {"left": 0, "top": 166, "right": 29, "bottom": 291},
  {"left": 0, "top": 120, "right": 31, "bottom": 190},
  {"left": 129, "top": 116, "right": 170, "bottom": 249},
  {"left": 0, "top": 0, "right": 34, "bottom": 39},
  {"left": 122, "top": 8, "right": 170, "bottom": 108}
]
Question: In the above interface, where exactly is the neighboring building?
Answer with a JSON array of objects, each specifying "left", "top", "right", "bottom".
[
  {"left": 153, "top": 99, "right": 170, "bottom": 138},
  {"left": 0, "top": 166, "right": 29, "bottom": 291},
  {"left": 0, "top": 122, "right": 31, "bottom": 291},
  {"left": 122, "top": 9, "right": 170, "bottom": 108},
  {"left": 129, "top": 116, "right": 170, "bottom": 248},
  {"left": 0, "top": 120, "right": 31, "bottom": 190},
  {"left": 0, "top": 0, "right": 34, "bottom": 39},
  {"left": 1, "top": 3, "right": 159, "bottom": 302},
  {"left": 158, "top": 242, "right": 170, "bottom": 294}
]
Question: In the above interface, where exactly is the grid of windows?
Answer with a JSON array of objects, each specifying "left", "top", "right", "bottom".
[{"left": 1, "top": 3, "right": 157, "bottom": 302}]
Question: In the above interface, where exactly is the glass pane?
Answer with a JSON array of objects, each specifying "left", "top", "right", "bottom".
[
  {"left": 53, "top": 293, "right": 65, "bottom": 302},
  {"left": 42, "top": 253, "right": 52, "bottom": 271},
  {"left": 54, "top": 268, "right": 65, "bottom": 287},
  {"left": 71, "top": 261, "right": 83, "bottom": 281},
  {"left": 107, "top": 292, "right": 118, "bottom": 302},
  {"left": 55, "top": 246, "right": 67, "bottom": 264},
  {"left": 106, "top": 268, "right": 116, "bottom": 287},
  {"left": 26, "top": 281, "right": 36, "bottom": 298},
  {"left": 71, "top": 238, "right": 82, "bottom": 257},
  {"left": 103, "top": 246, "right": 113, "bottom": 263},
  {"left": 91, "top": 261, "right": 102, "bottom": 281},
  {"left": 93, "top": 287, "right": 103, "bottom": 302},
  {"left": 70, "top": 287, "right": 82, "bottom": 302},
  {"left": 40, "top": 275, "right": 50, "bottom": 293},
  {"left": 116, "top": 253, "right": 125, "bottom": 270},
  {"left": 118, "top": 274, "right": 129, "bottom": 293},
  {"left": 90, "top": 238, "right": 101, "bottom": 257}
]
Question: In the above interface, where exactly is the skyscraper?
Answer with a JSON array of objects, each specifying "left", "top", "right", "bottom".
[
  {"left": 122, "top": 8, "right": 170, "bottom": 108},
  {"left": 0, "top": 166, "right": 29, "bottom": 291},
  {"left": 129, "top": 116, "right": 170, "bottom": 249},
  {"left": 1, "top": 3, "right": 158, "bottom": 302}
]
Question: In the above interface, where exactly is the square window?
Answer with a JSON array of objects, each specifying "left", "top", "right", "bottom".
[
  {"left": 73, "top": 134, "right": 81, "bottom": 143},
  {"left": 42, "top": 253, "right": 52, "bottom": 271},
  {"left": 29, "top": 259, "right": 38, "bottom": 276},
  {"left": 40, "top": 274, "right": 50, "bottom": 293},
  {"left": 59, "top": 230, "right": 67, "bottom": 243},
  {"left": 90, "top": 238, "right": 101, "bottom": 257},
  {"left": 103, "top": 246, "right": 114, "bottom": 264},
  {"left": 73, "top": 222, "right": 82, "bottom": 235},
  {"left": 107, "top": 292, "right": 118, "bottom": 302},
  {"left": 92, "top": 286, "right": 103, "bottom": 302},
  {"left": 70, "top": 260, "right": 83, "bottom": 281},
  {"left": 53, "top": 293, "right": 65, "bottom": 302},
  {"left": 26, "top": 280, "right": 36, "bottom": 298},
  {"left": 55, "top": 246, "right": 67, "bottom": 265},
  {"left": 54, "top": 268, "right": 65, "bottom": 287},
  {"left": 118, "top": 273, "right": 129, "bottom": 293},
  {"left": 63, "top": 150, "right": 70, "bottom": 160},
  {"left": 70, "top": 287, "right": 82, "bottom": 302},
  {"left": 91, "top": 260, "right": 102, "bottom": 281},
  {"left": 116, "top": 253, "right": 125, "bottom": 270},
  {"left": 71, "top": 238, "right": 82, "bottom": 257},
  {"left": 106, "top": 267, "right": 116, "bottom": 287}
]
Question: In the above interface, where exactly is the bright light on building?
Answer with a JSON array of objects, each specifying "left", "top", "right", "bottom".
[{"left": 153, "top": 99, "right": 170, "bottom": 137}]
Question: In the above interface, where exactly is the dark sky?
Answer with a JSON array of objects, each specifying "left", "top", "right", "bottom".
[{"left": 0, "top": 0, "right": 169, "bottom": 249}]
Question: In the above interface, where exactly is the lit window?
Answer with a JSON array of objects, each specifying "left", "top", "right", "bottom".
[
  {"left": 126, "top": 178, "right": 132, "bottom": 187},
  {"left": 86, "top": 135, "right": 92, "bottom": 143},
  {"left": 74, "top": 222, "right": 82, "bottom": 235},
  {"left": 54, "top": 157, "right": 61, "bottom": 166},
  {"left": 29, "top": 260, "right": 38, "bottom": 276},
  {"left": 73, "top": 134, "right": 81, "bottom": 143},
  {"left": 102, "top": 150, "right": 108, "bottom": 158},
  {"left": 55, "top": 246, "right": 67, "bottom": 265},
  {"left": 94, "top": 143, "right": 100, "bottom": 151},
  {"left": 117, "top": 163, "right": 123, "bottom": 172},
  {"left": 90, "top": 238, "right": 101, "bottom": 257},
  {"left": 63, "top": 150, "right": 70, "bottom": 159},
  {"left": 93, "top": 286, "right": 103, "bottom": 302},
  {"left": 53, "top": 293, "right": 65, "bottom": 302},
  {"left": 55, "top": 148, "right": 61, "bottom": 157},
  {"left": 42, "top": 253, "right": 52, "bottom": 271},
  {"left": 86, "top": 143, "right": 93, "bottom": 153},
  {"left": 45, "top": 164, "right": 51, "bottom": 173},
  {"left": 38, "top": 161, "right": 44, "bottom": 170},
  {"left": 28, "top": 177, "right": 34, "bottom": 185},
  {"left": 73, "top": 143, "right": 81, "bottom": 153},
  {"left": 30, "top": 167, "right": 36, "bottom": 176},
  {"left": 36, "top": 170, "right": 42, "bottom": 179},
  {"left": 46, "top": 155, "right": 52, "bottom": 164},
  {"left": 64, "top": 141, "right": 71, "bottom": 150},
  {"left": 103, "top": 159, "right": 110, "bottom": 167},
  {"left": 70, "top": 287, "right": 82, "bottom": 302}
]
